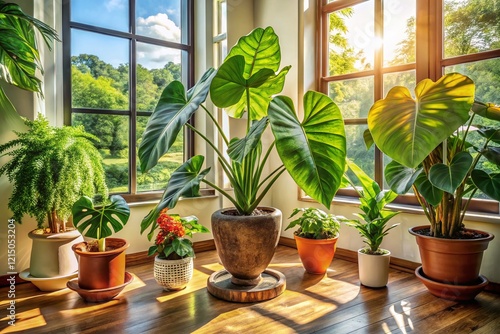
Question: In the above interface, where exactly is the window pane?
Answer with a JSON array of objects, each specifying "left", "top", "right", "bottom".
[
  {"left": 383, "top": 70, "right": 416, "bottom": 96},
  {"left": 328, "top": 77, "right": 374, "bottom": 119},
  {"left": 136, "top": 116, "right": 183, "bottom": 192},
  {"left": 71, "top": 30, "right": 129, "bottom": 110},
  {"left": 137, "top": 43, "right": 182, "bottom": 112},
  {"left": 444, "top": 0, "right": 500, "bottom": 58},
  {"left": 328, "top": 1, "right": 374, "bottom": 76},
  {"left": 72, "top": 114, "right": 130, "bottom": 193},
  {"left": 445, "top": 58, "right": 500, "bottom": 105},
  {"left": 345, "top": 124, "right": 376, "bottom": 187},
  {"left": 384, "top": 0, "right": 416, "bottom": 66},
  {"left": 71, "top": 0, "right": 129, "bottom": 32},
  {"left": 136, "top": 0, "right": 182, "bottom": 43}
]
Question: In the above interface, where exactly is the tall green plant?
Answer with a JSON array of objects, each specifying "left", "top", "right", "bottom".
[
  {"left": 344, "top": 160, "right": 399, "bottom": 254},
  {"left": 0, "top": 115, "right": 108, "bottom": 233},
  {"left": 0, "top": 1, "right": 59, "bottom": 115},
  {"left": 366, "top": 73, "right": 500, "bottom": 238},
  {"left": 138, "top": 26, "right": 347, "bottom": 238}
]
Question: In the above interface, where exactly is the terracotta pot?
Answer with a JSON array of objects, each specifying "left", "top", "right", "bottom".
[
  {"left": 28, "top": 229, "right": 83, "bottom": 278},
  {"left": 294, "top": 235, "right": 338, "bottom": 274},
  {"left": 72, "top": 238, "right": 129, "bottom": 290},
  {"left": 211, "top": 207, "right": 282, "bottom": 285},
  {"left": 154, "top": 255, "right": 193, "bottom": 291},
  {"left": 409, "top": 225, "right": 494, "bottom": 285},
  {"left": 358, "top": 249, "right": 390, "bottom": 288}
]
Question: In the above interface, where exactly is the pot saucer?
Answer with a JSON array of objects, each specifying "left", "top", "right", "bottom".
[
  {"left": 415, "top": 266, "right": 488, "bottom": 301},
  {"left": 19, "top": 268, "right": 78, "bottom": 291},
  {"left": 67, "top": 272, "right": 133, "bottom": 302}
]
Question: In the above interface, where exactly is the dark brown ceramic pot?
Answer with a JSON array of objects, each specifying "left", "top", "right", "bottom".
[
  {"left": 211, "top": 207, "right": 282, "bottom": 286},
  {"left": 409, "top": 225, "right": 494, "bottom": 285},
  {"left": 72, "top": 238, "right": 129, "bottom": 290}
]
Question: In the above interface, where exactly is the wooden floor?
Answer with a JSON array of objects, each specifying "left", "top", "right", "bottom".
[{"left": 1, "top": 246, "right": 499, "bottom": 334}]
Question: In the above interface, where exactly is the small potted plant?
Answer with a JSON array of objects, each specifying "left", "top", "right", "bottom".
[
  {"left": 366, "top": 72, "right": 497, "bottom": 299},
  {"left": 69, "top": 195, "right": 131, "bottom": 302},
  {"left": 286, "top": 207, "right": 343, "bottom": 274},
  {"left": 0, "top": 115, "right": 107, "bottom": 287},
  {"left": 344, "top": 160, "right": 399, "bottom": 288},
  {"left": 148, "top": 208, "right": 209, "bottom": 291}
]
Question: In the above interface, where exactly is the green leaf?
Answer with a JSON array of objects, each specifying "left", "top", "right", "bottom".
[
  {"left": 363, "top": 128, "right": 374, "bottom": 149},
  {"left": 269, "top": 91, "right": 346, "bottom": 209},
  {"left": 477, "top": 127, "right": 500, "bottom": 144},
  {"left": 415, "top": 173, "right": 443, "bottom": 206},
  {"left": 172, "top": 238, "right": 194, "bottom": 258},
  {"left": 0, "top": 2, "right": 59, "bottom": 94},
  {"left": 138, "top": 68, "right": 216, "bottom": 173},
  {"left": 227, "top": 117, "right": 269, "bottom": 163},
  {"left": 472, "top": 101, "right": 500, "bottom": 121},
  {"left": 471, "top": 170, "right": 500, "bottom": 201},
  {"left": 72, "top": 195, "right": 130, "bottom": 240},
  {"left": 481, "top": 146, "right": 500, "bottom": 166},
  {"left": 428, "top": 152, "right": 473, "bottom": 194},
  {"left": 140, "top": 155, "right": 210, "bottom": 237},
  {"left": 148, "top": 245, "right": 158, "bottom": 257},
  {"left": 384, "top": 160, "right": 422, "bottom": 194},
  {"left": 210, "top": 26, "right": 291, "bottom": 120},
  {"left": 368, "top": 73, "right": 474, "bottom": 168}
]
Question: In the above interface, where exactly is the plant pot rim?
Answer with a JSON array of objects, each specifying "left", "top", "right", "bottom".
[
  {"left": 294, "top": 234, "right": 339, "bottom": 242},
  {"left": 214, "top": 206, "right": 281, "bottom": 215},
  {"left": 72, "top": 237, "right": 129, "bottom": 257},
  {"left": 154, "top": 255, "right": 193, "bottom": 263},
  {"left": 28, "top": 228, "right": 81, "bottom": 239},
  {"left": 408, "top": 225, "right": 494, "bottom": 242},
  {"left": 357, "top": 248, "right": 391, "bottom": 256}
]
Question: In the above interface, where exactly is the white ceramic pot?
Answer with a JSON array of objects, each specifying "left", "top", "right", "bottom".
[
  {"left": 154, "top": 255, "right": 193, "bottom": 291},
  {"left": 358, "top": 248, "right": 391, "bottom": 288},
  {"left": 28, "top": 229, "right": 83, "bottom": 278}
]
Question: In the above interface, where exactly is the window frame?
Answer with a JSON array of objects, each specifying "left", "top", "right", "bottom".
[
  {"left": 317, "top": 0, "right": 500, "bottom": 214},
  {"left": 62, "top": 0, "right": 195, "bottom": 203}
]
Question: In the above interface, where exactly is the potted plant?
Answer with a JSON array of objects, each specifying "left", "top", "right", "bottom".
[
  {"left": 366, "top": 72, "right": 497, "bottom": 299},
  {"left": 69, "top": 194, "right": 131, "bottom": 302},
  {"left": 344, "top": 160, "right": 399, "bottom": 288},
  {"left": 138, "top": 26, "right": 347, "bottom": 301},
  {"left": 0, "top": 115, "right": 107, "bottom": 286},
  {"left": 148, "top": 208, "right": 209, "bottom": 291},
  {"left": 285, "top": 207, "right": 343, "bottom": 274}
]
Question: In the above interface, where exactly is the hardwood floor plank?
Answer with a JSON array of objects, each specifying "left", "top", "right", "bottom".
[{"left": 0, "top": 246, "right": 498, "bottom": 334}]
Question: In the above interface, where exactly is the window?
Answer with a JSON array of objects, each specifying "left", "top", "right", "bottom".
[
  {"left": 63, "top": 0, "right": 194, "bottom": 201},
  {"left": 319, "top": 0, "right": 500, "bottom": 212}
]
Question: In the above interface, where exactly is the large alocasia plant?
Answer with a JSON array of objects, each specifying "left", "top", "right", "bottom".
[
  {"left": 366, "top": 72, "right": 500, "bottom": 238},
  {"left": 138, "top": 26, "right": 347, "bottom": 238}
]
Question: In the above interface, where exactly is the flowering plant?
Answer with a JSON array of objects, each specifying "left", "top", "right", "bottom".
[{"left": 148, "top": 209, "right": 210, "bottom": 260}]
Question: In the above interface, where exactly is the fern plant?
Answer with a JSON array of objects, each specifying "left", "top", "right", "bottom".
[{"left": 0, "top": 115, "right": 108, "bottom": 233}]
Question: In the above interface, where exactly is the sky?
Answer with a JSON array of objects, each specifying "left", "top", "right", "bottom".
[{"left": 71, "top": 0, "right": 182, "bottom": 69}]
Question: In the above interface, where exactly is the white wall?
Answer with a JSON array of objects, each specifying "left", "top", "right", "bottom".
[{"left": 1, "top": 0, "right": 499, "bottom": 285}]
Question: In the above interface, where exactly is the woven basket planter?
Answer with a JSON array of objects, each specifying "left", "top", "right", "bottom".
[{"left": 153, "top": 255, "right": 193, "bottom": 291}]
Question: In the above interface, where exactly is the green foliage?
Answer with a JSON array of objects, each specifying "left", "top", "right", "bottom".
[
  {"left": 138, "top": 26, "right": 347, "bottom": 238},
  {"left": 367, "top": 73, "right": 500, "bottom": 238},
  {"left": 72, "top": 195, "right": 130, "bottom": 252},
  {"left": 0, "top": 115, "right": 108, "bottom": 232},
  {"left": 344, "top": 160, "right": 399, "bottom": 254},
  {"left": 285, "top": 207, "right": 343, "bottom": 240},
  {"left": 147, "top": 211, "right": 209, "bottom": 259}
]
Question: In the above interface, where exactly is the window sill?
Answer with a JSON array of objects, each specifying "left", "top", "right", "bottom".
[{"left": 121, "top": 189, "right": 217, "bottom": 207}]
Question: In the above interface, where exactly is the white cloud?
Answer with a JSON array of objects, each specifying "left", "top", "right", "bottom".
[
  {"left": 105, "top": 0, "right": 126, "bottom": 11},
  {"left": 137, "top": 13, "right": 181, "bottom": 43},
  {"left": 137, "top": 43, "right": 181, "bottom": 69}
]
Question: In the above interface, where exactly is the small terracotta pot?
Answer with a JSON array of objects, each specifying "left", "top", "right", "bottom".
[
  {"left": 211, "top": 207, "right": 282, "bottom": 285},
  {"left": 409, "top": 225, "right": 494, "bottom": 285},
  {"left": 72, "top": 238, "right": 129, "bottom": 290},
  {"left": 294, "top": 235, "right": 338, "bottom": 274},
  {"left": 357, "top": 249, "right": 390, "bottom": 288}
]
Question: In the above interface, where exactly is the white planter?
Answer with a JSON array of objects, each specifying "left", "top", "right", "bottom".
[
  {"left": 154, "top": 255, "right": 193, "bottom": 291},
  {"left": 358, "top": 249, "right": 391, "bottom": 288},
  {"left": 28, "top": 229, "right": 83, "bottom": 278}
]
